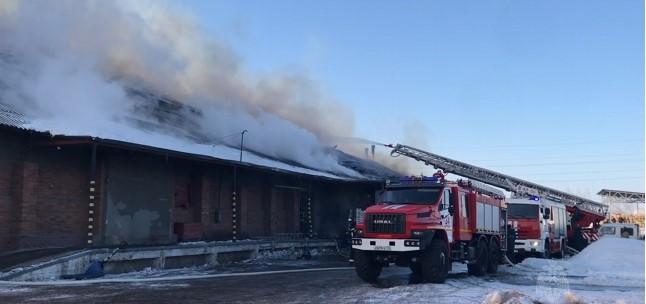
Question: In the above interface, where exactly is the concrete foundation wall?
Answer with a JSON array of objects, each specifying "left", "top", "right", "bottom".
[{"left": 0, "top": 240, "right": 337, "bottom": 281}]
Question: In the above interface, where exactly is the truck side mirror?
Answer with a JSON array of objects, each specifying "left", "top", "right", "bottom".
[{"left": 448, "top": 191, "right": 457, "bottom": 216}]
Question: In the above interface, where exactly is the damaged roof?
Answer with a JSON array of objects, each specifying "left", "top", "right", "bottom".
[
  {"left": 0, "top": 94, "right": 398, "bottom": 181},
  {"left": 0, "top": 102, "right": 27, "bottom": 129}
]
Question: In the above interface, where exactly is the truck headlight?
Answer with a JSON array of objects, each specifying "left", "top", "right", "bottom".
[
  {"left": 531, "top": 241, "right": 539, "bottom": 247},
  {"left": 404, "top": 240, "right": 420, "bottom": 247}
]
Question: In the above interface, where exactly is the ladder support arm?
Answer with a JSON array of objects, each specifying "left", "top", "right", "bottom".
[{"left": 390, "top": 144, "right": 608, "bottom": 217}]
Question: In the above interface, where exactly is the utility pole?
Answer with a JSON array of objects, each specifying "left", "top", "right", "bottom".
[
  {"left": 232, "top": 130, "right": 248, "bottom": 243},
  {"left": 239, "top": 130, "right": 248, "bottom": 162}
]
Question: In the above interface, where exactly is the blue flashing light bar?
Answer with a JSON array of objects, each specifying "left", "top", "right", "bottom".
[{"left": 529, "top": 195, "right": 541, "bottom": 202}]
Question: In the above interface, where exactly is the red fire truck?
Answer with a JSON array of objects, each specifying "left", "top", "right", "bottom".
[
  {"left": 507, "top": 197, "right": 567, "bottom": 259},
  {"left": 351, "top": 176, "right": 507, "bottom": 283}
]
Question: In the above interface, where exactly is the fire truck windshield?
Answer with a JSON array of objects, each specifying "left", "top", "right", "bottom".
[
  {"left": 382, "top": 188, "right": 441, "bottom": 204},
  {"left": 507, "top": 204, "right": 539, "bottom": 219}
]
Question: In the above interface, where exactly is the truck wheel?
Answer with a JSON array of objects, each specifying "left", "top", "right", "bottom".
[
  {"left": 467, "top": 239, "right": 488, "bottom": 276},
  {"left": 487, "top": 240, "right": 499, "bottom": 274},
  {"left": 542, "top": 239, "right": 551, "bottom": 259},
  {"left": 421, "top": 239, "right": 449, "bottom": 283},
  {"left": 354, "top": 250, "right": 382, "bottom": 283}
]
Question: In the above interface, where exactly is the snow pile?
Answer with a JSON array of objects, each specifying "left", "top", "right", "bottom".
[
  {"left": 361, "top": 274, "right": 641, "bottom": 304},
  {"left": 482, "top": 290, "right": 533, "bottom": 304},
  {"left": 519, "top": 238, "right": 644, "bottom": 283},
  {"left": 483, "top": 290, "right": 603, "bottom": 304},
  {"left": 567, "top": 238, "right": 644, "bottom": 281},
  {"left": 482, "top": 290, "right": 589, "bottom": 304},
  {"left": 255, "top": 247, "right": 334, "bottom": 260}
]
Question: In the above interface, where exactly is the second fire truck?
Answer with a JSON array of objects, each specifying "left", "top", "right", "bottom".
[{"left": 507, "top": 197, "right": 567, "bottom": 259}]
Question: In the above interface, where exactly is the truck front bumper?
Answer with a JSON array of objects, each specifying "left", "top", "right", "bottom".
[
  {"left": 351, "top": 238, "right": 421, "bottom": 252},
  {"left": 514, "top": 239, "right": 544, "bottom": 253}
]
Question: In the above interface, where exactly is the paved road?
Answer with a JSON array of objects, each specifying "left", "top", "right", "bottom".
[
  {"left": 0, "top": 268, "right": 391, "bottom": 303},
  {"left": 0, "top": 262, "right": 641, "bottom": 303}
]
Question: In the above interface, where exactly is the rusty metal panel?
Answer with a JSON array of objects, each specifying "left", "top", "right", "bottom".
[{"left": 104, "top": 155, "right": 173, "bottom": 245}]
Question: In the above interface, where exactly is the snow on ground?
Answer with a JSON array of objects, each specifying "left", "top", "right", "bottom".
[
  {"left": 356, "top": 273, "right": 642, "bottom": 304},
  {"left": 360, "top": 239, "right": 645, "bottom": 304},
  {"left": 0, "top": 240, "right": 643, "bottom": 303},
  {"left": 345, "top": 262, "right": 643, "bottom": 304},
  {"left": 0, "top": 286, "right": 32, "bottom": 294},
  {"left": 511, "top": 238, "right": 644, "bottom": 287}
]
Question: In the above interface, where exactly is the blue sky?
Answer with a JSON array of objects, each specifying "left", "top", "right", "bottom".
[{"left": 180, "top": 0, "right": 644, "bottom": 197}]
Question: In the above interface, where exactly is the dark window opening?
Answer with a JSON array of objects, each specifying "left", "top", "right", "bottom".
[
  {"left": 461, "top": 193, "right": 468, "bottom": 218},
  {"left": 621, "top": 227, "right": 634, "bottom": 237},
  {"left": 382, "top": 188, "right": 441, "bottom": 205},
  {"left": 507, "top": 204, "right": 539, "bottom": 219}
]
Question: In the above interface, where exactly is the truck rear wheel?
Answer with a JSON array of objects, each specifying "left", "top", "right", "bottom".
[
  {"left": 353, "top": 250, "right": 382, "bottom": 283},
  {"left": 421, "top": 239, "right": 449, "bottom": 283},
  {"left": 468, "top": 239, "right": 488, "bottom": 276},
  {"left": 487, "top": 240, "right": 499, "bottom": 274}
]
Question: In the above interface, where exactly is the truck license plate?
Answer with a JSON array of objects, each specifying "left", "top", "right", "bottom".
[{"left": 374, "top": 245, "right": 391, "bottom": 251}]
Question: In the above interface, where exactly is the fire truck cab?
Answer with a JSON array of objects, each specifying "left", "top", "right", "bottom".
[
  {"left": 507, "top": 197, "right": 567, "bottom": 259},
  {"left": 351, "top": 176, "right": 507, "bottom": 283}
]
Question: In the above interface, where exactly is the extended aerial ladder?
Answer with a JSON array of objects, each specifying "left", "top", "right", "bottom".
[{"left": 387, "top": 144, "right": 608, "bottom": 217}]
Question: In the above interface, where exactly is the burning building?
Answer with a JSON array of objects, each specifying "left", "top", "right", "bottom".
[
  {"left": 0, "top": 96, "right": 395, "bottom": 253},
  {"left": 0, "top": 1, "right": 402, "bottom": 253}
]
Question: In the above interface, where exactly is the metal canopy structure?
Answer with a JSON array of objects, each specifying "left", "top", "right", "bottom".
[
  {"left": 389, "top": 144, "right": 608, "bottom": 217},
  {"left": 597, "top": 189, "right": 645, "bottom": 204}
]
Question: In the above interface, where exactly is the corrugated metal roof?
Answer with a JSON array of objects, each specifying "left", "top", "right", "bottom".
[{"left": 0, "top": 102, "right": 28, "bottom": 129}]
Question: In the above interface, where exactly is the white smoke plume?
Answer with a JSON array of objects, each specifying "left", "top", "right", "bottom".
[{"left": 0, "top": 0, "right": 375, "bottom": 176}]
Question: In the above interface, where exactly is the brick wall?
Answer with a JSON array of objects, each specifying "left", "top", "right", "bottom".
[
  {"left": 0, "top": 129, "right": 25, "bottom": 251},
  {"left": 0, "top": 130, "right": 90, "bottom": 252},
  {"left": 240, "top": 171, "right": 267, "bottom": 237},
  {"left": 0, "top": 128, "right": 382, "bottom": 252},
  {"left": 195, "top": 165, "right": 234, "bottom": 240},
  {"left": 28, "top": 145, "right": 89, "bottom": 249}
]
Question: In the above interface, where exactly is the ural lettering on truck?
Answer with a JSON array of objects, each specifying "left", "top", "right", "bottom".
[{"left": 351, "top": 175, "right": 507, "bottom": 283}]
